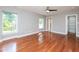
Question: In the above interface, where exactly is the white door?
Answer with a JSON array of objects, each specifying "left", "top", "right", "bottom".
[
  {"left": 48, "top": 18, "right": 51, "bottom": 31},
  {"left": 46, "top": 17, "right": 51, "bottom": 32}
]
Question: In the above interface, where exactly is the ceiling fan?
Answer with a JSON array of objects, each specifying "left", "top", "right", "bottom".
[{"left": 45, "top": 6, "right": 57, "bottom": 13}]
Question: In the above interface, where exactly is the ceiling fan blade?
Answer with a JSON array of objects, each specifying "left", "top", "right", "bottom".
[
  {"left": 45, "top": 6, "right": 57, "bottom": 12},
  {"left": 49, "top": 9, "right": 57, "bottom": 11}
]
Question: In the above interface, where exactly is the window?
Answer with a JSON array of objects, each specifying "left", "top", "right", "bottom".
[
  {"left": 39, "top": 18, "right": 44, "bottom": 29},
  {"left": 2, "top": 11, "right": 17, "bottom": 34}
]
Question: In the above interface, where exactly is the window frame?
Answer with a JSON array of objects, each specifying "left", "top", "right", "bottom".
[{"left": 2, "top": 11, "right": 18, "bottom": 35}]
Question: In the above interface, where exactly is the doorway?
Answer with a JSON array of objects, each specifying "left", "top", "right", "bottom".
[
  {"left": 46, "top": 17, "right": 51, "bottom": 32},
  {"left": 66, "top": 14, "right": 77, "bottom": 38}
]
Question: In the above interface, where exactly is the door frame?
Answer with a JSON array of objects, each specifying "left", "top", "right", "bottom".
[{"left": 66, "top": 14, "right": 77, "bottom": 36}]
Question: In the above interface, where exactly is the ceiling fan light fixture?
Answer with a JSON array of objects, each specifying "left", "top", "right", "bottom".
[{"left": 46, "top": 10, "right": 50, "bottom": 13}]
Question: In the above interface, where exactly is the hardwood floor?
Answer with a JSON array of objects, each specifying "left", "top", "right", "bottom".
[{"left": 0, "top": 31, "right": 79, "bottom": 52}]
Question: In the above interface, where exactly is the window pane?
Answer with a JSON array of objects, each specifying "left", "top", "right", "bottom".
[
  {"left": 2, "top": 12, "right": 17, "bottom": 33},
  {"left": 39, "top": 18, "right": 44, "bottom": 29}
]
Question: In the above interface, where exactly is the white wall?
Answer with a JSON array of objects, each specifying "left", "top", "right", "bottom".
[
  {"left": 49, "top": 11, "right": 79, "bottom": 36},
  {"left": 51, "top": 14, "right": 66, "bottom": 34},
  {"left": 0, "top": 7, "right": 45, "bottom": 39},
  {"left": 77, "top": 14, "right": 79, "bottom": 37}
]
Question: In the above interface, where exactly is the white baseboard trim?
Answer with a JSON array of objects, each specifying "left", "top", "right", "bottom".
[
  {"left": 0, "top": 36, "right": 18, "bottom": 42},
  {"left": 52, "top": 31, "right": 67, "bottom": 35},
  {"left": 17, "top": 32, "right": 39, "bottom": 38},
  {"left": 0, "top": 31, "right": 39, "bottom": 42}
]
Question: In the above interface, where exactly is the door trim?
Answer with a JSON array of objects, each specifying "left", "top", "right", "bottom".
[{"left": 66, "top": 14, "right": 77, "bottom": 36}]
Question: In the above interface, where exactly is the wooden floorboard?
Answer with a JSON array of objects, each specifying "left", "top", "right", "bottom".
[{"left": 0, "top": 31, "right": 79, "bottom": 52}]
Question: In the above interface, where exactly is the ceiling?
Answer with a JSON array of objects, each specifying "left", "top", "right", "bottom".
[{"left": 17, "top": 6, "right": 79, "bottom": 16}]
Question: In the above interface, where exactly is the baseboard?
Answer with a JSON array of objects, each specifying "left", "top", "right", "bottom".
[
  {"left": 0, "top": 36, "right": 18, "bottom": 42},
  {"left": 52, "top": 31, "right": 67, "bottom": 35},
  {"left": 17, "top": 32, "right": 39, "bottom": 38},
  {"left": 0, "top": 31, "right": 39, "bottom": 42},
  {"left": 0, "top": 31, "right": 67, "bottom": 42}
]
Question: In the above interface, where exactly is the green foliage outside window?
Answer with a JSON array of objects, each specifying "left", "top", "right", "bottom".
[{"left": 3, "top": 11, "right": 17, "bottom": 32}]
